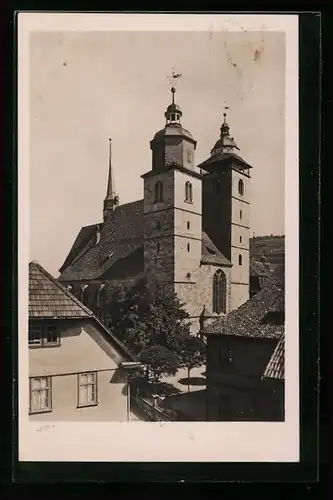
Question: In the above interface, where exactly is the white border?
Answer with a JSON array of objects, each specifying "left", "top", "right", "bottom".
[{"left": 18, "top": 13, "right": 299, "bottom": 463}]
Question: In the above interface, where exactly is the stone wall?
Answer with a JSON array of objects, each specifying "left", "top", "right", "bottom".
[{"left": 175, "top": 264, "right": 232, "bottom": 334}]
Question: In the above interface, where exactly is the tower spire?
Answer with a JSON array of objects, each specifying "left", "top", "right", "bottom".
[
  {"left": 105, "top": 138, "right": 115, "bottom": 200},
  {"left": 165, "top": 68, "right": 183, "bottom": 125},
  {"left": 103, "top": 138, "right": 119, "bottom": 220}
]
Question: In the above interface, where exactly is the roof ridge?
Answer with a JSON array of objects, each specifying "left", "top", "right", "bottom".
[{"left": 30, "top": 261, "right": 93, "bottom": 317}]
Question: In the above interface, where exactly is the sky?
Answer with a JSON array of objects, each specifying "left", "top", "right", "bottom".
[{"left": 29, "top": 30, "right": 285, "bottom": 276}]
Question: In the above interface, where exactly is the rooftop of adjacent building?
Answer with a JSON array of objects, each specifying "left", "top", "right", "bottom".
[
  {"left": 204, "top": 279, "right": 284, "bottom": 340},
  {"left": 29, "top": 260, "right": 137, "bottom": 361}
]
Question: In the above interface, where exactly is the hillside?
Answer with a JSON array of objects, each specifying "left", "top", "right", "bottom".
[{"left": 250, "top": 235, "right": 285, "bottom": 270}]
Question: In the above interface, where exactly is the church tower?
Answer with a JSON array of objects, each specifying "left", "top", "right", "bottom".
[
  {"left": 198, "top": 110, "right": 252, "bottom": 311},
  {"left": 141, "top": 85, "right": 203, "bottom": 294},
  {"left": 103, "top": 138, "right": 119, "bottom": 222}
]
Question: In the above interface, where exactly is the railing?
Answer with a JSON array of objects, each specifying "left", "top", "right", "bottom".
[{"left": 131, "top": 394, "right": 175, "bottom": 422}]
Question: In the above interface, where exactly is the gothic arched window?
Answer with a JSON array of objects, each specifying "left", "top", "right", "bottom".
[
  {"left": 154, "top": 181, "right": 163, "bottom": 202},
  {"left": 212, "top": 270, "right": 227, "bottom": 314},
  {"left": 185, "top": 181, "right": 193, "bottom": 203},
  {"left": 238, "top": 179, "right": 244, "bottom": 195}
]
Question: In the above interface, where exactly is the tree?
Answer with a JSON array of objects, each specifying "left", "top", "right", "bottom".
[
  {"left": 104, "top": 279, "right": 191, "bottom": 357},
  {"left": 139, "top": 345, "right": 180, "bottom": 383},
  {"left": 178, "top": 335, "right": 206, "bottom": 391}
]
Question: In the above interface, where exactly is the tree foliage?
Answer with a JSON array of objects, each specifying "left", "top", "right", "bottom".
[
  {"left": 178, "top": 335, "right": 206, "bottom": 378},
  {"left": 104, "top": 279, "right": 206, "bottom": 382},
  {"left": 139, "top": 345, "right": 180, "bottom": 382}
]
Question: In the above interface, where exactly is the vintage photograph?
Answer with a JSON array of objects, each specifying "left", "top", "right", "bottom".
[{"left": 27, "top": 27, "right": 286, "bottom": 424}]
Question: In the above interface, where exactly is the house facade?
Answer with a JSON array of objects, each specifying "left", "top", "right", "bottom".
[
  {"left": 205, "top": 282, "right": 284, "bottom": 421},
  {"left": 57, "top": 85, "right": 255, "bottom": 334},
  {"left": 28, "top": 261, "right": 139, "bottom": 421}
]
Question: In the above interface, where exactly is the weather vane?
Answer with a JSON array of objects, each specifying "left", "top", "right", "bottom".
[
  {"left": 167, "top": 66, "right": 183, "bottom": 90},
  {"left": 223, "top": 101, "right": 230, "bottom": 122}
]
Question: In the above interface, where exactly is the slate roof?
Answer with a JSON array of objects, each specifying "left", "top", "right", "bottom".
[
  {"left": 29, "top": 261, "right": 137, "bottom": 361},
  {"left": 152, "top": 124, "right": 196, "bottom": 143},
  {"left": 201, "top": 232, "right": 232, "bottom": 267},
  {"left": 58, "top": 200, "right": 231, "bottom": 282},
  {"left": 250, "top": 259, "right": 272, "bottom": 278},
  {"left": 59, "top": 223, "right": 101, "bottom": 274},
  {"left": 58, "top": 200, "right": 144, "bottom": 282},
  {"left": 262, "top": 333, "right": 285, "bottom": 380},
  {"left": 198, "top": 152, "right": 253, "bottom": 171},
  {"left": 205, "top": 283, "right": 284, "bottom": 340}
]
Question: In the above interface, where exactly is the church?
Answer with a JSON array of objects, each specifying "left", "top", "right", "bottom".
[{"left": 58, "top": 84, "right": 253, "bottom": 334}]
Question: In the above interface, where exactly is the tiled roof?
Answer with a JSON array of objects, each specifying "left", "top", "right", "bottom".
[
  {"left": 262, "top": 333, "right": 285, "bottom": 380},
  {"left": 58, "top": 201, "right": 232, "bottom": 283},
  {"left": 29, "top": 261, "right": 92, "bottom": 318},
  {"left": 206, "top": 283, "right": 284, "bottom": 339},
  {"left": 201, "top": 232, "right": 232, "bottom": 267},
  {"left": 29, "top": 261, "right": 137, "bottom": 361},
  {"left": 58, "top": 200, "right": 144, "bottom": 282},
  {"left": 250, "top": 259, "right": 272, "bottom": 277},
  {"left": 59, "top": 223, "right": 102, "bottom": 273}
]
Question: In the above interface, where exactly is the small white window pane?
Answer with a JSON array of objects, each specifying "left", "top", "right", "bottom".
[{"left": 79, "top": 384, "right": 87, "bottom": 405}]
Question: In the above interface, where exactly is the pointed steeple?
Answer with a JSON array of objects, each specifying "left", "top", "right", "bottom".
[{"left": 103, "top": 138, "right": 119, "bottom": 221}]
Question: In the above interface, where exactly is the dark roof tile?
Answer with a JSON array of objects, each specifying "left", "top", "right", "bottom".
[
  {"left": 58, "top": 201, "right": 232, "bottom": 283},
  {"left": 206, "top": 283, "right": 284, "bottom": 339},
  {"left": 262, "top": 333, "right": 285, "bottom": 380}
]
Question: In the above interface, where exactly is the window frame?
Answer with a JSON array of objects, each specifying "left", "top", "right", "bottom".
[
  {"left": 28, "top": 323, "right": 61, "bottom": 348},
  {"left": 212, "top": 270, "right": 227, "bottom": 314},
  {"left": 77, "top": 371, "right": 98, "bottom": 408},
  {"left": 238, "top": 178, "right": 244, "bottom": 195},
  {"left": 185, "top": 181, "right": 193, "bottom": 203},
  {"left": 239, "top": 254, "right": 243, "bottom": 266},
  {"left": 29, "top": 376, "right": 52, "bottom": 414},
  {"left": 187, "top": 221, "right": 190, "bottom": 230},
  {"left": 186, "top": 150, "right": 192, "bottom": 163},
  {"left": 154, "top": 181, "right": 164, "bottom": 203},
  {"left": 187, "top": 243, "right": 190, "bottom": 252}
]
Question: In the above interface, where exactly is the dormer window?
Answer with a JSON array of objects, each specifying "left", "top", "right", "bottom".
[
  {"left": 80, "top": 285, "right": 89, "bottom": 305},
  {"left": 154, "top": 181, "right": 163, "bottom": 202},
  {"left": 96, "top": 284, "right": 106, "bottom": 308}
]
